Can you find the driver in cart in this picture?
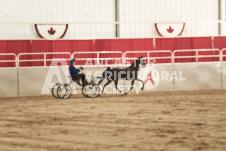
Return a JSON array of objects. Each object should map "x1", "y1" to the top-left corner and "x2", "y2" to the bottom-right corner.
[{"x1": 69, "y1": 58, "x2": 87, "y2": 86}]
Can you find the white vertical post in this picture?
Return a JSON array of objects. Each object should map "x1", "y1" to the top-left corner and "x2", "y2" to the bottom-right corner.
[
  {"x1": 171, "y1": 52, "x2": 174, "y2": 64},
  {"x1": 97, "y1": 52, "x2": 100, "y2": 65},
  {"x1": 44, "y1": 53, "x2": 46, "y2": 66},
  {"x1": 220, "y1": 0, "x2": 226, "y2": 35},
  {"x1": 196, "y1": 50, "x2": 198, "y2": 62},
  {"x1": 147, "y1": 52, "x2": 150, "y2": 65},
  {"x1": 123, "y1": 52, "x2": 126, "y2": 65},
  {"x1": 15, "y1": 55, "x2": 18, "y2": 68}
]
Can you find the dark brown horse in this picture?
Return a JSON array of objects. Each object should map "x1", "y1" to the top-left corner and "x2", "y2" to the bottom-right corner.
[{"x1": 98, "y1": 56, "x2": 146, "y2": 95}]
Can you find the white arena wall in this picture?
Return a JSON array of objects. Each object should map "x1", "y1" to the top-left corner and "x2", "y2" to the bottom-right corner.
[
  {"x1": 221, "y1": 62, "x2": 226, "y2": 89},
  {"x1": 0, "y1": 68, "x2": 18, "y2": 97},
  {"x1": 0, "y1": 62, "x2": 225, "y2": 98},
  {"x1": 0, "y1": 0, "x2": 220, "y2": 39},
  {"x1": 18, "y1": 67, "x2": 69, "y2": 97},
  {"x1": 173, "y1": 62, "x2": 222, "y2": 91}
]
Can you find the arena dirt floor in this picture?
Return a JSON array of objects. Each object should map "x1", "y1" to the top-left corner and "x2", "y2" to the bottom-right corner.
[{"x1": 0, "y1": 90, "x2": 226, "y2": 151}]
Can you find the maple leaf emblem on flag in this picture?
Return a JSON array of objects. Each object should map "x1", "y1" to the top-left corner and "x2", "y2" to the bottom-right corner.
[
  {"x1": 48, "y1": 27, "x2": 56, "y2": 35},
  {"x1": 167, "y1": 26, "x2": 174, "y2": 33}
]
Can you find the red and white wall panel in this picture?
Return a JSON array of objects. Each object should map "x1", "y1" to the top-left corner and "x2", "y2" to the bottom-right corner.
[
  {"x1": 0, "y1": 0, "x2": 219, "y2": 39},
  {"x1": 118, "y1": 0, "x2": 219, "y2": 37}
]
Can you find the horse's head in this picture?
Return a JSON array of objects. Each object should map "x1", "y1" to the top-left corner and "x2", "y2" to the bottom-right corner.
[
  {"x1": 131, "y1": 56, "x2": 146, "y2": 68},
  {"x1": 138, "y1": 56, "x2": 146, "y2": 68}
]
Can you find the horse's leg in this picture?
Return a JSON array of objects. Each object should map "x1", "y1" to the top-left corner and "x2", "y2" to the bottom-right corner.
[
  {"x1": 137, "y1": 79, "x2": 145, "y2": 91},
  {"x1": 102, "y1": 80, "x2": 112, "y2": 93},
  {"x1": 98, "y1": 72, "x2": 106, "y2": 85},
  {"x1": 124, "y1": 80, "x2": 135, "y2": 95},
  {"x1": 98, "y1": 76, "x2": 104, "y2": 85},
  {"x1": 114, "y1": 80, "x2": 122, "y2": 94}
]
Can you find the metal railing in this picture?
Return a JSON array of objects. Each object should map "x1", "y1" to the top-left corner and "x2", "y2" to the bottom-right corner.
[
  {"x1": 0, "y1": 53, "x2": 17, "y2": 67},
  {"x1": 124, "y1": 50, "x2": 173, "y2": 64},
  {"x1": 173, "y1": 49, "x2": 221, "y2": 63},
  {"x1": 220, "y1": 49, "x2": 226, "y2": 62},
  {"x1": 18, "y1": 52, "x2": 71, "y2": 67},
  {"x1": 72, "y1": 51, "x2": 123, "y2": 66},
  {"x1": 1, "y1": 49, "x2": 226, "y2": 68}
]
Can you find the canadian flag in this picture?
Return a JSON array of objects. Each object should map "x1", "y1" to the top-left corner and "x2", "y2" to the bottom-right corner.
[
  {"x1": 35, "y1": 24, "x2": 68, "y2": 40},
  {"x1": 155, "y1": 23, "x2": 185, "y2": 37}
]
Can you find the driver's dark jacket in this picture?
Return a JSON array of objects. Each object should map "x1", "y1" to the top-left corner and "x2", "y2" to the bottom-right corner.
[{"x1": 69, "y1": 64, "x2": 80, "y2": 78}]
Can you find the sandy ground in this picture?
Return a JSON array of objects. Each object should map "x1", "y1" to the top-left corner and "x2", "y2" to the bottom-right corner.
[{"x1": 0, "y1": 91, "x2": 226, "y2": 151}]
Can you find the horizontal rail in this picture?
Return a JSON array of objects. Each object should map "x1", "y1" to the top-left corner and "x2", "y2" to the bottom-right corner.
[
  {"x1": 173, "y1": 49, "x2": 221, "y2": 63},
  {"x1": 18, "y1": 52, "x2": 71, "y2": 56},
  {"x1": 124, "y1": 50, "x2": 172, "y2": 64},
  {"x1": 0, "y1": 60, "x2": 17, "y2": 62},
  {"x1": 2, "y1": 48, "x2": 226, "y2": 67},
  {"x1": 19, "y1": 59, "x2": 69, "y2": 61},
  {"x1": 125, "y1": 57, "x2": 172, "y2": 59},
  {"x1": 0, "y1": 53, "x2": 17, "y2": 67},
  {"x1": 221, "y1": 49, "x2": 226, "y2": 62},
  {"x1": 72, "y1": 51, "x2": 124, "y2": 65},
  {"x1": 173, "y1": 55, "x2": 220, "y2": 58},
  {"x1": 73, "y1": 51, "x2": 123, "y2": 54},
  {"x1": 18, "y1": 52, "x2": 71, "y2": 67}
]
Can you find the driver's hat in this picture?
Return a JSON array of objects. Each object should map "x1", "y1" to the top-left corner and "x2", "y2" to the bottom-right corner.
[{"x1": 69, "y1": 58, "x2": 76, "y2": 63}]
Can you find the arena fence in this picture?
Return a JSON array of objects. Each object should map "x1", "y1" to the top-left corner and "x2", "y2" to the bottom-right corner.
[
  {"x1": 173, "y1": 49, "x2": 221, "y2": 63},
  {"x1": 0, "y1": 49, "x2": 223, "y2": 67},
  {"x1": 0, "y1": 49, "x2": 226, "y2": 97},
  {"x1": 72, "y1": 51, "x2": 123, "y2": 66},
  {"x1": 18, "y1": 52, "x2": 72, "y2": 67},
  {"x1": 124, "y1": 50, "x2": 173, "y2": 64},
  {"x1": 0, "y1": 53, "x2": 17, "y2": 68}
]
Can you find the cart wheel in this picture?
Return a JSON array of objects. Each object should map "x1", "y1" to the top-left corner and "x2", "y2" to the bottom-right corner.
[
  {"x1": 93, "y1": 85, "x2": 101, "y2": 97},
  {"x1": 82, "y1": 84, "x2": 101, "y2": 98},
  {"x1": 52, "y1": 83, "x2": 60, "y2": 98},
  {"x1": 82, "y1": 84, "x2": 92, "y2": 97},
  {"x1": 63, "y1": 84, "x2": 72, "y2": 99},
  {"x1": 57, "y1": 83, "x2": 72, "y2": 99}
]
